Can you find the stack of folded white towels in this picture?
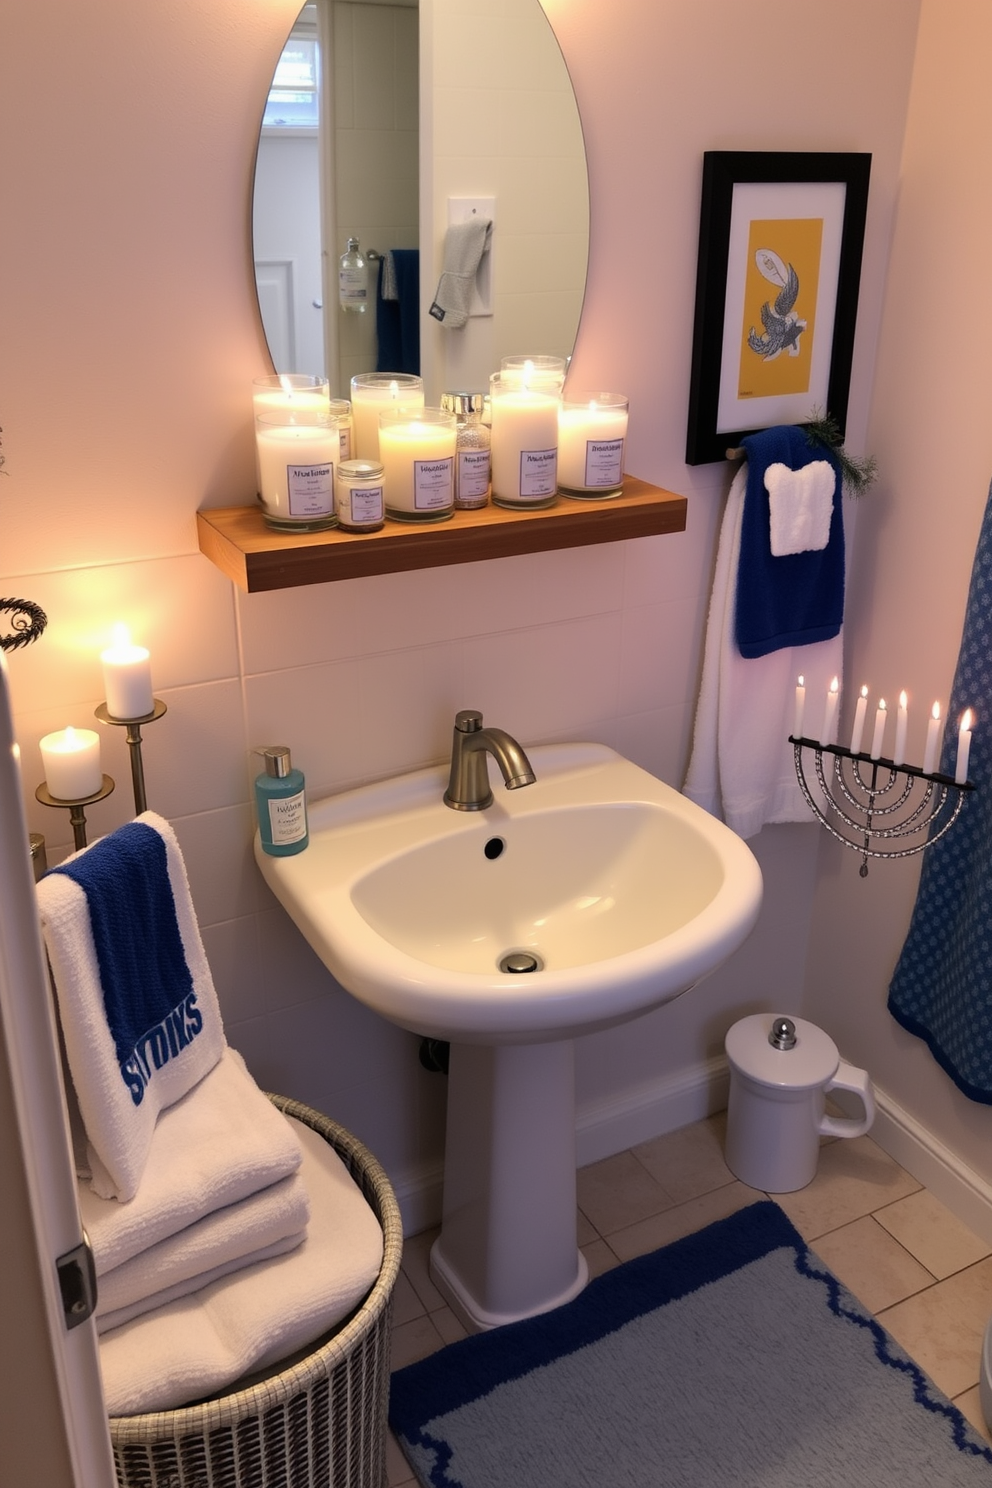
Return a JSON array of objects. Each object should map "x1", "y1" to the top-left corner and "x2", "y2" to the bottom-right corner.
[{"x1": 37, "y1": 811, "x2": 383, "y2": 1416}]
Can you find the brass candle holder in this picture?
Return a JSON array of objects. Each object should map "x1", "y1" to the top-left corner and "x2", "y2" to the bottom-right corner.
[
  {"x1": 94, "y1": 698, "x2": 167, "y2": 815},
  {"x1": 35, "y1": 776, "x2": 116, "y2": 852}
]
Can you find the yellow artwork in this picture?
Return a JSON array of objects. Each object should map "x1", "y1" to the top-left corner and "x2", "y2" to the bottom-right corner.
[{"x1": 737, "y1": 217, "x2": 823, "y2": 399}]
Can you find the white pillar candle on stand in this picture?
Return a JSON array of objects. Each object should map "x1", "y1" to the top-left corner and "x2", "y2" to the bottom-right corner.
[
  {"x1": 557, "y1": 394, "x2": 628, "y2": 496},
  {"x1": 350, "y1": 373, "x2": 424, "y2": 460},
  {"x1": 40, "y1": 726, "x2": 102, "y2": 799},
  {"x1": 850, "y1": 685, "x2": 869, "y2": 754},
  {"x1": 922, "y1": 702, "x2": 942, "y2": 775},
  {"x1": 101, "y1": 624, "x2": 154, "y2": 720},
  {"x1": 489, "y1": 372, "x2": 562, "y2": 508},
  {"x1": 894, "y1": 691, "x2": 909, "y2": 765},
  {"x1": 870, "y1": 699, "x2": 888, "y2": 759},
  {"x1": 956, "y1": 709, "x2": 973, "y2": 784},
  {"x1": 255, "y1": 412, "x2": 340, "y2": 529},
  {"x1": 793, "y1": 675, "x2": 806, "y2": 738},
  {"x1": 378, "y1": 409, "x2": 457, "y2": 520},
  {"x1": 821, "y1": 676, "x2": 840, "y2": 744}
]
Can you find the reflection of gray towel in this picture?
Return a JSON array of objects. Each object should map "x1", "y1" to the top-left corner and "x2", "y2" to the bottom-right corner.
[{"x1": 429, "y1": 218, "x2": 492, "y2": 329}]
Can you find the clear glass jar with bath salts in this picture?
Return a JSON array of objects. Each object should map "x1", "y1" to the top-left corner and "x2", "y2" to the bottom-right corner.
[
  {"x1": 335, "y1": 459, "x2": 385, "y2": 532},
  {"x1": 441, "y1": 391, "x2": 491, "y2": 509},
  {"x1": 328, "y1": 398, "x2": 354, "y2": 462}
]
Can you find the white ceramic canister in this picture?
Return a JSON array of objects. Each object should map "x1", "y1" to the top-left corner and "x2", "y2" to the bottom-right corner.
[{"x1": 724, "y1": 1014, "x2": 874, "y2": 1192}]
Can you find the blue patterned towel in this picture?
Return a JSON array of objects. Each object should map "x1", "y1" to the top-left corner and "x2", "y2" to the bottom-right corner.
[
  {"x1": 887, "y1": 479, "x2": 992, "y2": 1101},
  {"x1": 736, "y1": 425, "x2": 845, "y2": 658}
]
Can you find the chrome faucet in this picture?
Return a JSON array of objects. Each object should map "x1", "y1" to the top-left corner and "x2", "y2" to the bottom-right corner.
[{"x1": 443, "y1": 710, "x2": 536, "y2": 811}]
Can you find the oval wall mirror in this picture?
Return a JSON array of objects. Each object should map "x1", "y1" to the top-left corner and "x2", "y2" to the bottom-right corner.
[{"x1": 252, "y1": 0, "x2": 589, "y2": 403}]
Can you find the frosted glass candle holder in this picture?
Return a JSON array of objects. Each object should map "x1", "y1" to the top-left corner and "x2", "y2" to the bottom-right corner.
[
  {"x1": 489, "y1": 371, "x2": 563, "y2": 509},
  {"x1": 557, "y1": 393, "x2": 628, "y2": 498},
  {"x1": 350, "y1": 372, "x2": 424, "y2": 461},
  {"x1": 500, "y1": 355, "x2": 568, "y2": 386},
  {"x1": 378, "y1": 408, "x2": 457, "y2": 522},
  {"x1": 255, "y1": 410, "x2": 340, "y2": 531}
]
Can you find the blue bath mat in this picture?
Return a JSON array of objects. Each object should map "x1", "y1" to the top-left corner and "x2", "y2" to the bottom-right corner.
[{"x1": 390, "y1": 1201, "x2": 992, "y2": 1487}]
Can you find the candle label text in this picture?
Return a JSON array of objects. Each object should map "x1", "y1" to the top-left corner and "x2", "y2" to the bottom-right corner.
[
  {"x1": 413, "y1": 457, "x2": 454, "y2": 510},
  {"x1": 287, "y1": 462, "x2": 335, "y2": 517},
  {"x1": 518, "y1": 448, "x2": 557, "y2": 498},
  {"x1": 268, "y1": 790, "x2": 308, "y2": 845},
  {"x1": 583, "y1": 437, "x2": 624, "y2": 487},
  {"x1": 457, "y1": 449, "x2": 491, "y2": 502}
]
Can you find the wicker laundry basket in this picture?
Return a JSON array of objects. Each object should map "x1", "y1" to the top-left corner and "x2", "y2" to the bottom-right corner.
[{"x1": 108, "y1": 1094, "x2": 403, "y2": 1488}]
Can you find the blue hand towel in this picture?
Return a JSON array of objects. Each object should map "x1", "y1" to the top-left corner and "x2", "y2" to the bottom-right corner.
[
  {"x1": 735, "y1": 425, "x2": 845, "y2": 658},
  {"x1": 887, "y1": 478, "x2": 992, "y2": 1102},
  {"x1": 37, "y1": 811, "x2": 225, "y2": 1199},
  {"x1": 376, "y1": 248, "x2": 420, "y2": 377}
]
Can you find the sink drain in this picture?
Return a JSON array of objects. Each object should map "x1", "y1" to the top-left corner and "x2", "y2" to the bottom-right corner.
[{"x1": 499, "y1": 950, "x2": 544, "y2": 974}]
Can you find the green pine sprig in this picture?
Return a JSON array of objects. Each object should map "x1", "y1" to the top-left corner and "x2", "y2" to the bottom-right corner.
[{"x1": 801, "y1": 409, "x2": 876, "y2": 497}]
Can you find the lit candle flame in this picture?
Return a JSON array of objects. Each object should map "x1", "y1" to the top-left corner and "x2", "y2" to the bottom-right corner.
[
  {"x1": 900, "y1": 690, "x2": 908, "y2": 708},
  {"x1": 932, "y1": 701, "x2": 941, "y2": 721},
  {"x1": 861, "y1": 684, "x2": 868, "y2": 699},
  {"x1": 829, "y1": 676, "x2": 839, "y2": 695},
  {"x1": 962, "y1": 708, "x2": 973, "y2": 731}
]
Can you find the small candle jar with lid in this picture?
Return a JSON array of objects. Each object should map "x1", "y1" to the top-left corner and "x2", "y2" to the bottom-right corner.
[
  {"x1": 441, "y1": 391, "x2": 491, "y2": 510},
  {"x1": 335, "y1": 459, "x2": 385, "y2": 532}
]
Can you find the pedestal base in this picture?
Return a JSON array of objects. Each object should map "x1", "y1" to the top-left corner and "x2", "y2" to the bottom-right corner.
[{"x1": 429, "y1": 1040, "x2": 589, "y2": 1331}]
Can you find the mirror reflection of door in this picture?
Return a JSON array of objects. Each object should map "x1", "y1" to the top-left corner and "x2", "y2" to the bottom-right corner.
[{"x1": 253, "y1": 0, "x2": 418, "y2": 398}]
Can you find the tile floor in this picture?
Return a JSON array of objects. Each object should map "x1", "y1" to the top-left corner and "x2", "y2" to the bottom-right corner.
[{"x1": 386, "y1": 1114, "x2": 992, "y2": 1487}]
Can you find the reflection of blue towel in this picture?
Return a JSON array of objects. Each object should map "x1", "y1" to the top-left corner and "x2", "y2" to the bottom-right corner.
[
  {"x1": 887, "y1": 479, "x2": 992, "y2": 1102},
  {"x1": 376, "y1": 249, "x2": 420, "y2": 376},
  {"x1": 735, "y1": 426, "x2": 844, "y2": 658}
]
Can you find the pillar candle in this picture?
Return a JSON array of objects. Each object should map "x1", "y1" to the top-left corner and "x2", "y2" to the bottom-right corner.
[
  {"x1": 350, "y1": 373, "x2": 424, "y2": 460},
  {"x1": 956, "y1": 709, "x2": 973, "y2": 784},
  {"x1": 40, "y1": 726, "x2": 102, "y2": 799},
  {"x1": 821, "y1": 676, "x2": 840, "y2": 744},
  {"x1": 870, "y1": 699, "x2": 887, "y2": 759},
  {"x1": 378, "y1": 410, "x2": 456, "y2": 518},
  {"x1": 922, "y1": 702, "x2": 942, "y2": 776},
  {"x1": 850, "y1": 685, "x2": 869, "y2": 754},
  {"x1": 255, "y1": 413, "x2": 339, "y2": 526},
  {"x1": 793, "y1": 675, "x2": 805, "y2": 738},
  {"x1": 893, "y1": 691, "x2": 909, "y2": 766},
  {"x1": 557, "y1": 395, "x2": 628, "y2": 494},
  {"x1": 101, "y1": 624, "x2": 154, "y2": 720},
  {"x1": 489, "y1": 375, "x2": 561, "y2": 507}
]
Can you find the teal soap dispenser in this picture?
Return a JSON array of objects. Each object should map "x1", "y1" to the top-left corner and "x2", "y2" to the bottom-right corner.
[{"x1": 254, "y1": 746, "x2": 309, "y2": 856}]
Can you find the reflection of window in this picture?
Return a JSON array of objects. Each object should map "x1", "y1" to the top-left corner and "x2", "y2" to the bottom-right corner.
[{"x1": 262, "y1": 30, "x2": 319, "y2": 132}]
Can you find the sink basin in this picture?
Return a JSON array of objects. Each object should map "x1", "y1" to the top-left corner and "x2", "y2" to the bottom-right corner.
[
  {"x1": 256, "y1": 740, "x2": 762, "y2": 1331},
  {"x1": 256, "y1": 742, "x2": 762, "y2": 1045}
]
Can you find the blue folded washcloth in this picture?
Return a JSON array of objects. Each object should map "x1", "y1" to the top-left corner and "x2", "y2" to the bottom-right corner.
[{"x1": 735, "y1": 425, "x2": 845, "y2": 658}]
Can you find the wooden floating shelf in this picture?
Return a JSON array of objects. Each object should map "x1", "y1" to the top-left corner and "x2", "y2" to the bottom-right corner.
[{"x1": 196, "y1": 477, "x2": 687, "y2": 593}]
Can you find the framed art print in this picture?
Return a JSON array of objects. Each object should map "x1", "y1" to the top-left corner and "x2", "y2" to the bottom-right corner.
[{"x1": 685, "y1": 151, "x2": 871, "y2": 465}]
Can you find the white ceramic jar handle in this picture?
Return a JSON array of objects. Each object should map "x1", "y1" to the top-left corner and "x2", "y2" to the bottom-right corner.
[{"x1": 818, "y1": 1060, "x2": 875, "y2": 1139}]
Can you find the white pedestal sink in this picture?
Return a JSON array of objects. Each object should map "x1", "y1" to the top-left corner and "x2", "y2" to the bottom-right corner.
[{"x1": 256, "y1": 741, "x2": 762, "y2": 1329}]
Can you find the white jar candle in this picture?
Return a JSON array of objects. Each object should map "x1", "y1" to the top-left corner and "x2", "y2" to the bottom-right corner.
[
  {"x1": 335, "y1": 459, "x2": 385, "y2": 531},
  {"x1": 378, "y1": 409, "x2": 457, "y2": 521},
  {"x1": 557, "y1": 393, "x2": 628, "y2": 497},
  {"x1": 489, "y1": 372, "x2": 562, "y2": 508},
  {"x1": 350, "y1": 373, "x2": 424, "y2": 460},
  {"x1": 40, "y1": 726, "x2": 103, "y2": 800},
  {"x1": 255, "y1": 411, "x2": 340, "y2": 530}
]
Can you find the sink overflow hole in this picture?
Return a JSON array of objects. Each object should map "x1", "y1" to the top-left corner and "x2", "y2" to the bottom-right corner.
[
  {"x1": 484, "y1": 837, "x2": 505, "y2": 860},
  {"x1": 499, "y1": 951, "x2": 543, "y2": 975}
]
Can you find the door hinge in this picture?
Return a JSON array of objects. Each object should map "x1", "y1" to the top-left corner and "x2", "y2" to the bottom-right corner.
[{"x1": 56, "y1": 1233, "x2": 97, "y2": 1330}]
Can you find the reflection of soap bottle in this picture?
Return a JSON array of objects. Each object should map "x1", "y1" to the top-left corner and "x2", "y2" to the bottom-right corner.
[
  {"x1": 339, "y1": 238, "x2": 368, "y2": 314},
  {"x1": 254, "y1": 746, "x2": 309, "y2": 856}
]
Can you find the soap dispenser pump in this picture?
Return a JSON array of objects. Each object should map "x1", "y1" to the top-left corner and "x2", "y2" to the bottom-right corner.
[{"x1": 254, "y1": 746, "x2": 309, "y2": 856}]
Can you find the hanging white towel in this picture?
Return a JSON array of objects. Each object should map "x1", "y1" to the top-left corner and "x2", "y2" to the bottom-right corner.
[{"x1": 683, "y1": 462, "x2": 843, "y2": 839}]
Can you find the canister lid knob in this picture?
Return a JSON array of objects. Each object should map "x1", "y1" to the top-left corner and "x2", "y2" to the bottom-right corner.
[{"x1": 769, "y1": 1016, "x2": 797, "y2": 1050}]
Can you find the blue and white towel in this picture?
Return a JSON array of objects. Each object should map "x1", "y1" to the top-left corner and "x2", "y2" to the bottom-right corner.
[
  {"x1": 887, "y1": 479, "x2": 992, "y2": 1101},
  {"x1": 37, "y1": 811, "x2": 225, "y2": 1199}
]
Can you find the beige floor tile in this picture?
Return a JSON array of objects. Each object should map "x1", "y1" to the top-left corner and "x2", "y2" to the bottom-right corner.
[
  {"x1": 772, "y1": 1135, "x2": 921, "y2": 1240},
  {"x1": 874, "y1": 1188, "x2": 992, "y2": 1280},
  {"x1": 577, "y1": 1207, "x2": 599, "y2": 1247},
  {"x1": 607, "y1": 1182, "x2": 763, "y2": 1263},
  {"x1": 577, "y1": 1149, "x2": 674, "y2": 1234},
  {"x1": 953, "y1": 1385, "x2": 992, "y2": 1448},
  {"x1": 391, "y1": 1268, "x2": 428, "y2": 1327},
  {"x1": 431, "y1": 1304, "x2": 469, "y2": 1346},
  {"x1": 632, "y1": 1112, "x2": 737, "y2": 1203},
  {"x1": 387, "y1": 1430, "x2": 418, "y2": 1487},
  {"x1": 878, "y1": 1256, "x2": 992, "y2": 1399},
  {"x1": 399, "y1": 1226, "x2": 446, "y2": 1313},
  {"x1": 808, "y1": 1214, "x2": 935, "y2": 1314},
  {"x1": 582, "y1": 1237, "x2": 621, "y2": 1280},
  {"x1": 390, "y1": 1312, "x2": 448, "y2": 1373}
]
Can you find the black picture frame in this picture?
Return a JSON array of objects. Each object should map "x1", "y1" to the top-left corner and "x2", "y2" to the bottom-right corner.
[{"x1": 685, "y1": 151, "x2": 871, "y2": 466}]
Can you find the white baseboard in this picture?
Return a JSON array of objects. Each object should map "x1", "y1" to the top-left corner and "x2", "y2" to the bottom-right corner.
[
  {"x1": 869, "y1": 1084, "x2": 992, "y2": 1246},
  {"x1": 391, "y1": 1161, "x2": 445, "y2": 1237},
  {"x1": 576, "y1": 1055, "x2": 730, "y2": 1166}
]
